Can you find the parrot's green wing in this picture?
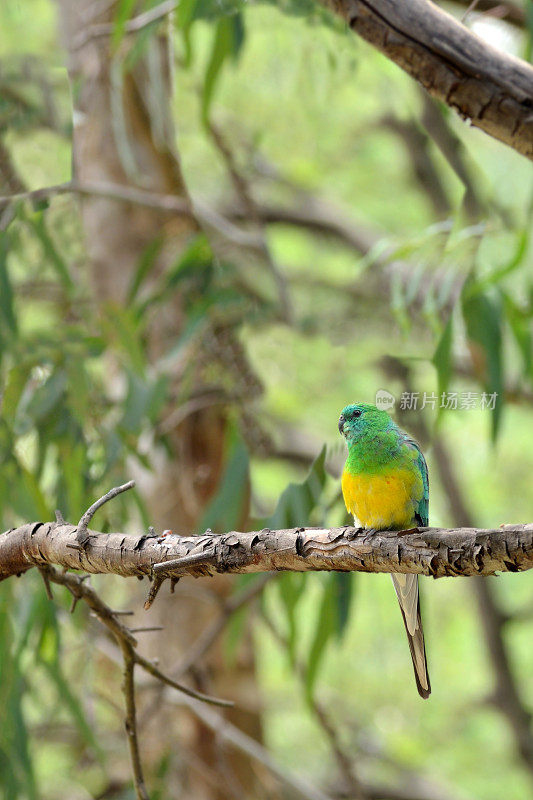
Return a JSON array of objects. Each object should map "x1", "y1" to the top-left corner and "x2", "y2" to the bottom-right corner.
[{"x1": 401, "y1": 432, "x2": 429, "y2": 527}]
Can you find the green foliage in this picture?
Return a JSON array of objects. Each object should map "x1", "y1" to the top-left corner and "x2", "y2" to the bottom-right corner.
[
  {"x1": 202, "y1": 14, "x2": 245, "y2": 123},
  {"x1": 462, "y1": 284, "x2": 503, "y2": 439},
  {"x1": 0, "y1": 232, "x2": 18, "y2": 340},
  {"x1": 253, "y1": 447, "x2": 355, "y2": 700},
  {"x1": 0, "y1": 584, "x2": 37, "y2": 800},
  {"x1": 1, "y1": 0, "x2": 533, "y2": 798},
  {"x1": 200, "y1": 424, "x2": 250, "y2": 533},
  {"x1": 432, "y1": 315, "x2": 453, "y2": 402}
]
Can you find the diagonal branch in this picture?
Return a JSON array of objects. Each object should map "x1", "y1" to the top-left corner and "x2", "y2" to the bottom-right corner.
[
  {"x1": 120, "y1": 641, "x2": 150, "y2": 800},
  {"x1": 318, "y1": 0, "x2": 533, "y2": 159}
]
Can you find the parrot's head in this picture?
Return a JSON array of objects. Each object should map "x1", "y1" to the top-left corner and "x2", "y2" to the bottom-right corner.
[{"x1": 338, "y1": 402, "x2": 391, "y2": 446}]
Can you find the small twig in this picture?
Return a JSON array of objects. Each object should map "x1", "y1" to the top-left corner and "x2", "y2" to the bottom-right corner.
[
  {"x1": 152, "y1": 549, "x2": 217, "y2": 575},
  {"x1": 133, "y1": 651, "x2": 234, "y2": 709},
  {"x1": 73, "y1": 0, "x2": 180, "y2": 49},
  {"x1": 45, "y1": 566, "x2": 234, "y2": 712},
  {"x1": 207, "y1": 120, "x2": 293, "y2": 323},
  {"x1": 0, "y1": 180, "x2": 191, "y2": 214},
  {"x1": 461, "y1": 0, "x2": 481, "y2": 22},
  {"x1": 143, "y1": 575, "x2": 165, "y2": 610},
  {"x1": 120, "y1": 642, "x2": 149, "y2": 800},
  {"x1": 38, "y1": 567, "x2": 54, "y2": 600},
  {"x1": 170, "y1": 694, "x2": 333, "y2": 800},
  {"x1": 129, "y1": 626, "x2": 164, "y2": 633},
  {"x1": 77, "y1": 480, "x2": 135, "y2": 548}
]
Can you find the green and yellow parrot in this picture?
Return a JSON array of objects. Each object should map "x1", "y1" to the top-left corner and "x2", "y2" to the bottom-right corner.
[{"x1": 338, "y1": 402, "x2": 431, "y2": 699}]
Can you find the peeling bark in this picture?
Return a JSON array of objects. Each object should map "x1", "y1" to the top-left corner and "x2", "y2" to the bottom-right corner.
[
  {"x1": 1, "y1": 522, "x2": 531, "y2": 582},
  {"x1": 319, "y1": 0, "x2": 533, "y2": 159}
]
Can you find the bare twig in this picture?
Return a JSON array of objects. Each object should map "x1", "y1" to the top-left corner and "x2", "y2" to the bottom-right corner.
[
  {"x1": 0, "y1": 180, "x2": 267, "y2": 255},
  {"x1": 207, "y1": 121, "x2": 293, "y2": 323},
  {"x1": 129, "y1": 626, "x2": 164, "y2": 633},
  {"x1": 143, "y1": 575, "x2": 165, "y2": 610},
  {"x1": 38, "y1": 566, "x2": 54, "y2": 600},
  {"x1": 120, "y1": 642, "x2": 149, "y2": 800},
  {"x1": 0, "y1": 180, "x2": 191, "y2": 213},
  {"x1": 76, "y1": 480, "x2": 136, "y2": 548},
  {"x1": 448, "y1": 0, "x2": 527, "y2": 29},
  {"x1": 44, "y1": 566, "x2": 233, "y2": 710},
  {"x1": 73, "y1": 0, "x2": 180, "y2": 49},
  {"x1": 171, "y1": 694, "x2": 335, "y2": 800},
  {"x1": 133, "y1": 650, "x2": 233, "y2": 708},
  {"x1": 152, "y1": 548, "x2": 218, "y2": 574},
  {"x1": 461, "y1": 0, "x2": 481, "y2": 21}
]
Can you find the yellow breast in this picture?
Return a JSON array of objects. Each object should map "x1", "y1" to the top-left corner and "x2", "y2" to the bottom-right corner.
[{"x1": 341, "y1": 468, "x2": 422, "y2": 530}]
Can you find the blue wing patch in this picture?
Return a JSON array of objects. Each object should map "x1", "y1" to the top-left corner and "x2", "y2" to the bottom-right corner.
[{"x1": 401, "y1": 432, "x2": 429, "y2": 527}]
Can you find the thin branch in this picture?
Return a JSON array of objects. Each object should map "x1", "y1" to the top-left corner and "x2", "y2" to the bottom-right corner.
[
  {"x1": 461, "y1": 0, "x2": 481, "y2": 22},
  {"x1": 169, "y1": 690, "x2": 448, "y2": 800},
  {"x1": 207, "y1": 120, "x2": 293, "y2": 323},
  {"x1": 446, "y1": 0, "x2": 527, "y2": 29},
  {"x1": 0, "y1": 179, "x2": 191, "y2": 214},
  {"x1": 120, "y1": 642, "x2": 149, "y2": 800},
  {"x1": 44, "y1": 566, "x2": 233, "y2": 709},
  {"x1": 0, "y1": 179, "x2": 267, "y2": 254},
  {"x1": 170, "y1": 694, "x2": 336, "y2": 800},
  {"x1": 75, "y1": 480, "x2": 136, "y2": 548},
  {"x1": 73, "y1": 0, "x2": 180, "y2": 49},
  {"x1": 132, "y1": 649, "x2": 233, "y2": 708}
]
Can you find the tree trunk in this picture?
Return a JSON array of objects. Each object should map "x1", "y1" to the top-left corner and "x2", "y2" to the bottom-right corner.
[{"x1": 55, "y1": 3, "x2": 264, "y2": 796}]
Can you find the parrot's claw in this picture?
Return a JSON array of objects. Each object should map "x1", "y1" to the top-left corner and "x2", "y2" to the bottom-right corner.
[{"x1": 362, "y1": 527, "x2": 378, "y2": 544}]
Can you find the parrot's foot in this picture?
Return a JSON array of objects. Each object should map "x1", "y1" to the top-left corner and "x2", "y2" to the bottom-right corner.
[{"x1": 362, "y1": 527, "x2": 378, "y2": 543}]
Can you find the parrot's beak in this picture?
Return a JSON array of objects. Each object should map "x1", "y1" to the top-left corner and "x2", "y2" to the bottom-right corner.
[{"x1": 338, "y1": 414, "x2": 345, "y2": 435}]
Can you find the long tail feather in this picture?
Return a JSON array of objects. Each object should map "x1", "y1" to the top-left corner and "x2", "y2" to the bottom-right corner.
[{"x1": 390, "y1": 573, "x2": 431, "y2": 699}]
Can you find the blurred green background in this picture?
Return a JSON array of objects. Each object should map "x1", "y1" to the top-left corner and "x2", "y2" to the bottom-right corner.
[{"x1": 1, "y1": 0, "x2": 533, "y2": 799}]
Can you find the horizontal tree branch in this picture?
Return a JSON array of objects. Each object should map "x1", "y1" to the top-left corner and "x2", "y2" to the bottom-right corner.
[
  {"x1": 319, "y1": 0, "x2": 533, "y2": 159},
  {"x1": 1, "y1": 519, "x2": 532, "y2": 586}
]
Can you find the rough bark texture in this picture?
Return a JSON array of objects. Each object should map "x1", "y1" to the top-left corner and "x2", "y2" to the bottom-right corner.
[
  {"x1": 1, "y1": 522, "x2": 531, "y2": 581},
  {"x1": 319, "y1": 0, "x2": 533, "y2": 159}
]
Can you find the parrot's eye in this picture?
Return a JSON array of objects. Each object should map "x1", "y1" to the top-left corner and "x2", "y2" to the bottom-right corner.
[{"x1": 352, "y1": 409, "x2": 362, "y2": 418}]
